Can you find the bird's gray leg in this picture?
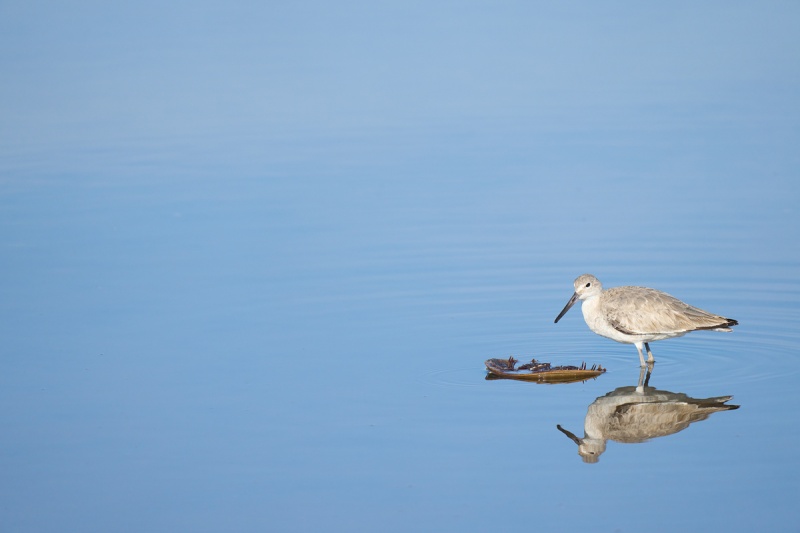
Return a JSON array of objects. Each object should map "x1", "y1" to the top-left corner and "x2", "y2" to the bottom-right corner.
[
  {"x1": 634, "y1": 342, "x2": 646, "y2": 367},
  {"x1": 644, "y1": 342, "x2": 655, "y2": 364},
  {"x1": 636, "y1": 366, "x2": 646, "y2": 393}
]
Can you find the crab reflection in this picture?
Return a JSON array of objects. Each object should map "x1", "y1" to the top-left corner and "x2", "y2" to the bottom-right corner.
[{"x1": 557, "y1": 367, "x2": 739, "y2": 463}]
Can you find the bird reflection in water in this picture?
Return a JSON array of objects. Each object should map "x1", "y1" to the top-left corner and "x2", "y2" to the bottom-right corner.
[{"x1": 557, "y1": 367, "x2": 739, "y2": 463}]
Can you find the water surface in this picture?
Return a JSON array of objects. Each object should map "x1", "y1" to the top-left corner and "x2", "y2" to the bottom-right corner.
[{"x1": 2, "y1": 2, "x2": 799, "y2": 532}]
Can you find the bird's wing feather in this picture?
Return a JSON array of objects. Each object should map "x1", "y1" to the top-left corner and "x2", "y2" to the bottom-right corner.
[{"x1": 602, "y1": 287, "x2": 732, "y2": 335}]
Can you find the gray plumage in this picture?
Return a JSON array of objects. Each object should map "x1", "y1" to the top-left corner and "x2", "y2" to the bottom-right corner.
[{"x1": 555, "y1": 274, "x2": 738, "y2": 366}]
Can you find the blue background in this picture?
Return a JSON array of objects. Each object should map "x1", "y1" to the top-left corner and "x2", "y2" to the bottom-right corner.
[{"x1": 2, "y1": 2, "x2": 799, "y2": 531}]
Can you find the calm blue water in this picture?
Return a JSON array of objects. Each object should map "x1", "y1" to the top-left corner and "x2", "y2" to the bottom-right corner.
[{"x1": 2, "y1": 2, "x2": 799, "y2": 532}]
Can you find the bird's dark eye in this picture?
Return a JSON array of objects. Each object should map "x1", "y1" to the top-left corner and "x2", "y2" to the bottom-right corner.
[{"x1": 585, "y1": 282, "x2": 591, "y2": 288}]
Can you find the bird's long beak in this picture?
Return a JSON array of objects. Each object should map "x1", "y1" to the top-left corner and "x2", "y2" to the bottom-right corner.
[
  {"x1": 556, "y1": 424, "x2": 583, "y2": 445},
  {"x1": 554, "y1": 292, "x2": 579, "y2": 323}
]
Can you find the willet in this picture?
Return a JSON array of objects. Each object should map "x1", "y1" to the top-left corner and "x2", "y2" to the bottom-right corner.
[{"x1": 554, "y1": 274, "x2": 738, "y2": 366}]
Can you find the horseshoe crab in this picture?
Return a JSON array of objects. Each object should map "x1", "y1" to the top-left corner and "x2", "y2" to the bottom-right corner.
[{"x1": 485, "y1": 356, "x2": 606, "y2": 383}]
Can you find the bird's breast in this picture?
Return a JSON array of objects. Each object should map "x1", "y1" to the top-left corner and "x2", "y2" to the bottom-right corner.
[{"x1": 581, "y1": 297, "x2": 637, "y2": 343}]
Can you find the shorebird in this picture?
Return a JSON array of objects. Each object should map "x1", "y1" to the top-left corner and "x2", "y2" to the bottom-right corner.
[{"x1": 554, "y1": 274, "x2": 738, "y2": 366}]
